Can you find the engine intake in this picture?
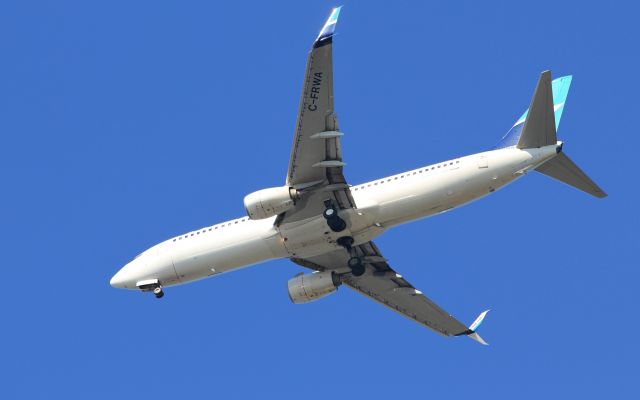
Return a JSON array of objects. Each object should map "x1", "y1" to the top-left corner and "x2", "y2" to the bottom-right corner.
[
  {"x1": 244, "y1": 186, "x2": 299, "y2": 220},
  {"x1": 287, "y1": 271, "x2": 341, "y2": 304}
]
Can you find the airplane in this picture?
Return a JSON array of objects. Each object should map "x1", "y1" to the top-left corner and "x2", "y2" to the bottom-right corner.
[{"x1": 110, "y1": 7, "x2": 606, "y2": 345}]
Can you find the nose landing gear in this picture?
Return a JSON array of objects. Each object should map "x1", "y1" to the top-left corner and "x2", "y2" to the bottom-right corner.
[
  {"x1": 153, "y1": 286, "x2": 164, "y2": 299},
  {"x1": 136, "y1": 279, "x2": 165, "y2": 299}
]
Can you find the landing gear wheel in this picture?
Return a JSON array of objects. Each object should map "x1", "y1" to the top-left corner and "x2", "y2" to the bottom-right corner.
[
  {"x1": 348, "y1": 257, "x2": 365, "y2": 277},
  {"x1": 323, "y1": 206, "x2": 346, "y2": 232},
  {"x1": 337, "y1": 236, "x2": 354, "y2": 250},
  {"x1": 323, "y1": 207, "x2": 337, "y2": 219},
  {"x1": 327, "y1": 217, "x2": 346, "y2": 232},
  {"x1": 153, "y1": 287, "x2": 164, "y2": 299}
]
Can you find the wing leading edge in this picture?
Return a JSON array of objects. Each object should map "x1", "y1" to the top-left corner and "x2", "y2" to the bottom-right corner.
[{"x1": 292, "y1": 241, "x2": 490, "y2": 344}]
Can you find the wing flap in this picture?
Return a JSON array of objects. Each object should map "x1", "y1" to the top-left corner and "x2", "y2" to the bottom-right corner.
[
  {"x1": 342, "y1": 273, "x2": 469, "y2": 336},
  {"x1": 292, "y1": 241, "x2": 482, "y2": 338}
]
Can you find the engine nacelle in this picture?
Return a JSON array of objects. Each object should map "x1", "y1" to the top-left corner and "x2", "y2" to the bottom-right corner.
[
  {"x1": 243, "y1": 186, "x2": 299, "y2": 220},
  {"x1": 287, "y1": 271, "x2": 342, "y2": 304}
]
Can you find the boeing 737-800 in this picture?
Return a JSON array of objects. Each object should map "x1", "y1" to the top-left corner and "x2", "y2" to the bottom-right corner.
[{"x1": 110, "y1": 7, "x2": 606, "y2": 344}]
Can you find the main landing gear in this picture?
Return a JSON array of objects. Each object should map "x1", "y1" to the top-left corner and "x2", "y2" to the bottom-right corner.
[
  {"x1": 323, "y1": 205, "x2": 346, "y2": 233},
  {"x1": 347, "y1": 256, "x2": 365, "y2": 277},
  {"x1": 323, "y1": 203, "x2": 364, "y2": 277},
  {"x1": 336, "y1": 236, "x2": 365, "y2": 277}
]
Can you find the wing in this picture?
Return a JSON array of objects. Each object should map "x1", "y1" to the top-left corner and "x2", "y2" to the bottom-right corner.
[
  {"x1": 292, "y1": 241, "x2": 490, "y2": 344},
  {"x1": 282, "y1": 7, "x2": 355, "y2": 223}
]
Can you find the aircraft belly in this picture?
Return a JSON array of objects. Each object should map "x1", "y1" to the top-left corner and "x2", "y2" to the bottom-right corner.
[
  {"x1": 375, "y1": 169, "x2": 470, "y2": 226},
  {"x1": 277, "y1": 208, "x2": 384, "y2": 258},
  {"x1": 278, "y1": 215, "x2": 346, "y2": 258},
  {"x1": 171, "y1": 223, "x2": 287, "y2": 284},
  {"x1": 368, "y1": 149, "x2": 533, "y2": 227}
]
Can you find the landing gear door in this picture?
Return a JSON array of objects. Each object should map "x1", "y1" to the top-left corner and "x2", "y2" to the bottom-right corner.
[{"x1": 477, "y1": 155, "x2": 488, "y2": 169}]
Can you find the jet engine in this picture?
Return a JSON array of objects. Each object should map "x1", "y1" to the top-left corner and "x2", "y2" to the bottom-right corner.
[
  {"x1": 243, "y1": 186, "x2": 299, "y2": 220},
  {"x1": 287, "y1": 271, "x2": 342, "y2": 304}
]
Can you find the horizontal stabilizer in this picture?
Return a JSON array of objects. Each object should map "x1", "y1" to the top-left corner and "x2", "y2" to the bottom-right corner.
[{"x1": 536, "y1": 153, "x2": 607, "y2": 198}]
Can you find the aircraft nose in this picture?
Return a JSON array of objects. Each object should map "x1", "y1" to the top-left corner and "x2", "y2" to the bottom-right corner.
[
  {"x1": 110, "y1": 269, "x2": 127, "y2": 288},
  {"x1": 110, "y1": 263, "x2": 136, "y2": 289}
]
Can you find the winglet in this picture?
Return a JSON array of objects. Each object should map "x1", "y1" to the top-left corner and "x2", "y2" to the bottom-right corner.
[
  {"x1": 467, "y1": 310, "x2": 490, "y2": 346},
  {"x1": 467, "y1": 332, "x2": 488, "y2": 346},
  {"x1": 314, "y1": 6, "x2": 342, "y2": 47}
]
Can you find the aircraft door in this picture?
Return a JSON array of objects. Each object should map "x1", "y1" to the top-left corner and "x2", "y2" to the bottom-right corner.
[{"x1": 477, "y1": 155, "x2": 488, "y2": 169}]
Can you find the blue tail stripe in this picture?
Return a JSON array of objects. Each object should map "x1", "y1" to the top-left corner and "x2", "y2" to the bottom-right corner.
[
  {"x1": 494, "y1": 75, "x2": 572, "y2": 149},
  {"x1": 315, "y1": 6, "x2": 342, "y2": 45}
]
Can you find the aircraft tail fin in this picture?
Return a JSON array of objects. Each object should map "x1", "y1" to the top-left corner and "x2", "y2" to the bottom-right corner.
[
  {"x1": 536, "y1": 152, "x2": 607, "y2": 198},
  {"x1": 517, "y1": 71, "x2": 557, "y2": 149},
  {"x1": 494, "y1": 73, "x2": 572, "y2": 149}
]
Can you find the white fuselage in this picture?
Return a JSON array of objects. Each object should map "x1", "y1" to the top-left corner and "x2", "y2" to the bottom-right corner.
[{"x1": 109, "y1": 145, "x2": 559, "y2": 290}]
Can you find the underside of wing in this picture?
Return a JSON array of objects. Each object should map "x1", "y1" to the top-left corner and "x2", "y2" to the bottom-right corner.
[
  {"x1": 292, "y1": 241, "x2": 489, "y2": 343},
  {"x1": 282, "y1": 7, "x2": 355, "y2": 224}
]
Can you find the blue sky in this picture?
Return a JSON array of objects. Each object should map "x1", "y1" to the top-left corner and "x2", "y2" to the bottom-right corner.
[{"x1": 1, "y1": 1, "x2": 638, "y2": 398}]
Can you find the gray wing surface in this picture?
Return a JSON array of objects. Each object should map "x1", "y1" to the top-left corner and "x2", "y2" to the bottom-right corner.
[
  {"x1": 292, "y1": 241, "x2": 472, "y2": 337},
  {"x1": 282, "y1": 7, "x2": 355, "y2": 224}
]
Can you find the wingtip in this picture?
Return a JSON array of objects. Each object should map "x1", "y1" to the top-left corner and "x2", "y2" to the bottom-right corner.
[
  {"x1": 468, "y1": 332, "x2": 489, "y2": 346},
  {"x1": 314, "y1": 6, "x2": 343, "y2": 45},
  {"x1": 469, "y1": 309, "x2": 490, "y2": 331},
  {"x1": 466, "y1": 309, "x2": 490, "y2": 345}
]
